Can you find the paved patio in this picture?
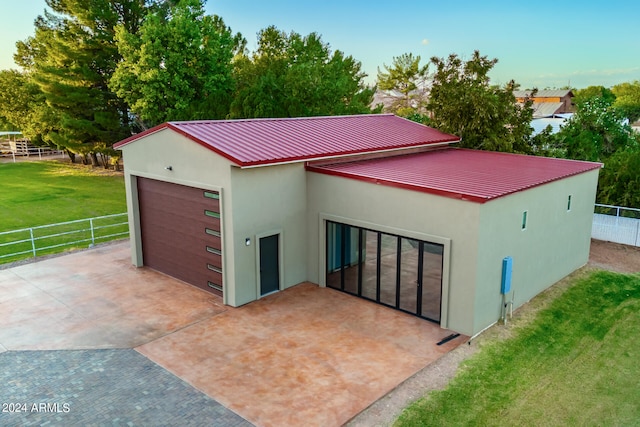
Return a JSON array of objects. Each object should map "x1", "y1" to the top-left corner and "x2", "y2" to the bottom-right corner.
[
  {"x1": 0, "y1": 242, "x2": 466, "y2": 426},
  {"x1": 0, "y1": 349, "x2": 251, "y2": 427}
]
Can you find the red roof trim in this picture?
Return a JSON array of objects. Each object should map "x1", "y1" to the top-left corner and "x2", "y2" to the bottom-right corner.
[{"x1": 113, "y1": 123, "x2": 169, "y2": 149}]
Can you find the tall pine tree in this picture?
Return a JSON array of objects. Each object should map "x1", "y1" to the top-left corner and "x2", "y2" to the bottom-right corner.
[{"x1": 15, "y1": 0, "x2": 148, "y2": 165}]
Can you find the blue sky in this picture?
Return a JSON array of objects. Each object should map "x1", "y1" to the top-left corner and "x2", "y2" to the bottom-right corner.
[{"x1": 1, "y1": 0, "x2": 639, "y2": 89}]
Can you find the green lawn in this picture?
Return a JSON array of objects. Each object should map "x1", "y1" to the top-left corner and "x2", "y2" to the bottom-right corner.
[
  {"x1": 0, "y1": 161, "x2": 127, "y2": 262},
  {"x1": 395, "y1": 270, "x2": 640, "y2": 427}
]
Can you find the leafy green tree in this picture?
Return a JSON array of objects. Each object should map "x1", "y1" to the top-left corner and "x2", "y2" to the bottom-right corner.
[
  {"x1": 14, "y1": 0, "x2": 148, "y2": 165},
  {"x1": 110, "y1": 0, "x2": 242, "y2": 126},
  {"x1": 376, "y1": 53, "x2": 429, "y2": 116},
  {"x1": 612, "y1": 81, "x2": 640, "y2": 123},
  {"x1": 597, "y1": 144, "x2": 640, "y2": 208},
  {"x1": 427, "y1": 51, "x2": 534, "y2": 153},
  {"x1": 557, "y1": 95, "x2": 635, "y2": 161},
  {"x1": 0, "y1": 70, "x2": 41, "y2": 132},
  {"x1": 573, "y1": 86, "x2": 616, "y2": 106},
  {"x1": 0, "y1": 70, "x2": 58, "y2": 149},
  {"x1": 230, "y1": 26, "x2": 376, "y2": 118},
  {"x1": 551, "y1": 89, "x2": 640, "y2": 207},
  {"x1": 529, "y1": 124, "x2": 566, "y2": 158}
]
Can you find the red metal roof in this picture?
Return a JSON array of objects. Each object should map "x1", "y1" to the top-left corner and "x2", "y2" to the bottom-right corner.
[
  {"x1": 113, "y1": 114, "x2": 459, "y2": 167},
  {"x1": 306, "y1": 148, "x2": 602, "y2": 203}
]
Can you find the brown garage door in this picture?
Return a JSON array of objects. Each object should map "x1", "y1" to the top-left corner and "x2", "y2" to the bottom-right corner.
[{"x1": 137, "y1": 177, "x2": 223, "y2": 296}]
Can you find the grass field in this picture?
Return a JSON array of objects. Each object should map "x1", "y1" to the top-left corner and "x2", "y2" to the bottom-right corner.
[
  {"x1": 0, "y1": 161, "x2": 127, "y2": 263},
  {"x1": 395, "y1": 270, "x2": 640, "y2": 426}
]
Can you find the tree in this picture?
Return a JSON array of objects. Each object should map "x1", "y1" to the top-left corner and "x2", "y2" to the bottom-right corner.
[
  {"x1": 427, "y1": 51, "x2": 534, "y2": 153},
  {"x1": 557, "y1": 95, "x2": 635, "y2": 162},
  {"x1": 230, "y1": 26, "x2": 377, "y2": 118},
  {"x1": 14, "y1": 0, "x2": 148, "y2": 165},
  {"x1": 110, "y1": 0, "x2": 242, "y2": 127},
  {"x1": 555, "y1": 90, "x2": 640, "y2": 207},
  {"x1": 376, "y1": 53, "x2": 428, "y2": 116},
  {"x1": 573, "y1": 86, "x2": 616, "y2": 106},
  {"x1": 0, "y1": 70, "x2": 44, "y2": 134},
  {"x1": 597, "y1": 145, "x2": 640, "y2": 208},
  {"x1": 529, "y1": 124, "x2": 565, "y2": 158},
  {"x1": 612, "y1": 80, "x2": 640, "y2": 123}
]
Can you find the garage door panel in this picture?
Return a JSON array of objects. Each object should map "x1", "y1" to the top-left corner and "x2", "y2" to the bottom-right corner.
[
  {"x1": 137, "y1": 177, "x2": 223, "y2": 296},
  {"x1": 207, "y1": 271, "x2": 223, "y2": 286},
  {"x1": 141, "y1": 225, "x2": 220, "y2": 246},
  {"x1": 141, "y1": 228, "x2": 220, "y2": 252},
  {"x1": 142, "y1": 237, "x2": 219, "y2": 265},
  {"x1": 157, "y1": 260, "x2": 219, "y2": 291},
  {"x1": 142, "y1": 200, "x2": 212, "y2": 222},
  {"x1": 141, "y1": 238, "x2": 219, "y2": 270},
  {"x1": 138, "y1": 177, "x2": 219, "y2": 199},
  {"x1": 141, "y1": 216, "x2": 221, "y2": 239},
  {"x1": 138, "y1": 182, "x2": 220, "y2": 223}
]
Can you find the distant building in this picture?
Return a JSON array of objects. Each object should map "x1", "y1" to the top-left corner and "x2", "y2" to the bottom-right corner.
[
  {"x1": 514, "y1": 89, "x2": 575, "y2": 118},
  {"x1": 530, "y1": 113, "x2": 573, "y2": 136}
]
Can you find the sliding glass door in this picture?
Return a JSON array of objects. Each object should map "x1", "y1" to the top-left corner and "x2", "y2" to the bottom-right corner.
[{"x1": 326, "y1": 220, "x2": 443, "y2": 323}]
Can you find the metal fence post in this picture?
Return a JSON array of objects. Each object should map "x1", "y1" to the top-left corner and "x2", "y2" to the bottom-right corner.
[
  {"x1": 29, "y1": 228, "x2": 37, "y2": 257},
  {"x1": 0, "y1": 213, "x2": 129, "y2": 263}
]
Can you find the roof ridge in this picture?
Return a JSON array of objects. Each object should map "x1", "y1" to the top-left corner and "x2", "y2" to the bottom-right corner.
[{"x1": 169, "y1": 113, "x2": 395, "y2": 126}]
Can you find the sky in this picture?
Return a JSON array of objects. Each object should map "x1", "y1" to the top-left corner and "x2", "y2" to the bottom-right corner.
[{"x1": 1, "y1": 0, "x2": 639, "y2": 89}]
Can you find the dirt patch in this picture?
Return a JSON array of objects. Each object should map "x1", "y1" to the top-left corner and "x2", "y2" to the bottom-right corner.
[
  {"x1": 346, "y1": 239, "x2": 640, "y2": 427},
  {"x1": 589, "y1": 238, "x2": 640, "y2": 273}
]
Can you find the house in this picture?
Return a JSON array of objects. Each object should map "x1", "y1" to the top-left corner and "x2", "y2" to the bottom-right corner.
[
  {"x1": 114, "y1": 114, "x2": 601, "y2": 336},
  {"x1": 514, "y1": 89, "x2": 575, "y2": 118}
]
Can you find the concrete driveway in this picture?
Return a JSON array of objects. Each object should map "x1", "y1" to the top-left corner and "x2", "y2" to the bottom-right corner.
[{"x1": 0, "y1": 241, "x2": 466, "y2": 426}]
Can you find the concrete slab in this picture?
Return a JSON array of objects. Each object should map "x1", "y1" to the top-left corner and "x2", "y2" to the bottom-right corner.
[
  {"x1": 137, "y1": 283, "x2": 465, "y2": 427},
  {"x1": 1, "y1": 242, "x2": 466, "y2": 426},
  {"x1": 0, "y1": 242, "x2": 227, "y2": 350}
]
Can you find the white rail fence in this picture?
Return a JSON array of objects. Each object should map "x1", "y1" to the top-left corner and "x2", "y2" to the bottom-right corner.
[
  {"x1": 0, "y1": 213, "x2": 129, "y2": 263},
  {"x1": 592, "y1": 204, "x2": 640, "y2": 247},
  {"x1": 0, "y1": 139, "x2": 65, "y2": 162},
  {"x1": 0, "y1": 206, "x2": 637, "y2": 264}
]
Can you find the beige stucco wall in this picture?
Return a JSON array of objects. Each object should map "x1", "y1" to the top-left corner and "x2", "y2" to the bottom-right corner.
[
  {"x1": 306, "y1": 172, "x2": 482, "y2": 334},
  {"x1": 120, "y1": 129, "x2": 310, "y2": 307},
  {"x1": 119, "y1": 129, "x2": 238, "y2": 305},
  {"x1": 229, "y1": 163, "x2": 308, "y2": 305},
  {"x1": 474, "y1": 169, "x2": 600, "y2": 334}
]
